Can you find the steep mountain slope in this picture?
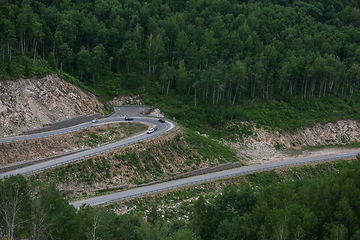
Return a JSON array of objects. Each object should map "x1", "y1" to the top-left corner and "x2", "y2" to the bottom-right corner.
[{"x1": 0, "y1": 74, "x2": 103, "y2": 136}]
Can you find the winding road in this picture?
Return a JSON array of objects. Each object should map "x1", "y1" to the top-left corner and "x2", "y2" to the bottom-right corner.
[
  {"x1": 0, "y1": 114, "x2": 175, "y2": 178},
  {"x1": 71, "y1": 150, "x2": 360, "y2": 208},
  {"x1": 1, "y1": 109, "x2": 359, "y2": 208}
]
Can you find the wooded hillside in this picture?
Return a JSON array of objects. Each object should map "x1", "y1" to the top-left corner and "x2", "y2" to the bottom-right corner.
[{"x1": 1, "y1": 0, "x2": 360, "y2": 103}]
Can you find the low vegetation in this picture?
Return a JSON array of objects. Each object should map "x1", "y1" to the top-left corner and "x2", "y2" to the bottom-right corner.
[
  {"x1": 30, "y1": 128, "x2": 236, "y2": 199},
  {"x1": 107, "y1": 159, "x2": 349, "y2": 218},
  {"x1": 0, "y1": 122, "x2": 146, "y2": 166},
  {"x1": 151, "y1": 94, "x2": 360, "y2": 136},
  {"x1": 3, "y1": 157, "x2": 360, "y2": 240}
]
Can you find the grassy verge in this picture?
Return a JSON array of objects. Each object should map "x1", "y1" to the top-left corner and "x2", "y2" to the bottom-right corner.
[
  {"x1": 104, "y1": 159, "x2": 354, "y2": 220},
  {"x1": 0, "y1": 122, "x2": 146, "y2": 166},
  {"x1": 147, "y1": 93, "x2": 360, "y2": 137},
  {"x1": 29, "y1": 127, "x2": 237, "y2": 200}
]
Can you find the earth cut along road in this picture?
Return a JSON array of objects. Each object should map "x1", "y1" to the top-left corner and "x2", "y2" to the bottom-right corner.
[
  {"x1": 71, "y1": 150, "x2": 360, "y2": 208},
  {"x1": 1, "y1": 108, "x2": 359, "y2": 208},
  {"x1": 0, "y1": 113, "x2": 175, "y2": 178}
]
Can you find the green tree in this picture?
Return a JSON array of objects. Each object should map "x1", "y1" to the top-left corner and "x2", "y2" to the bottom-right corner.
[
  {"x1": 190, "y1": 195, "x2": 211, "y2": 239},
  {"x1": 175, "y1": 30, "x2": 189, "y2": 62},
  {"x1": 48, "y1": 52, "x2": 57, "y2": 71},
  {"x1": 177, "y1": 59, "x2": 187, "y2": 94},
  {"x1": 0, "y1": 175, "x2": 31, "y2": 240},
  {"x1": 77, "y1": 46, "x2": 90, "y2": 82},
  {"x1": 91, "y1": 43, "x2": 107, "y2": 84}
]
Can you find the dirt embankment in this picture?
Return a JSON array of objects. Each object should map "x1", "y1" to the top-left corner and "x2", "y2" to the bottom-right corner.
[
  {"x1": 31, "y1": 128, "x2": 231, "y2": 199},
  {"x1": 221, "y1": 120, "x2": 360, "y2": 165},
  {"x1": 0, "y1": 74, "x2": 103, "y2": 136},
  {"x1": 0, "y1": 122, "x2": 146, "y2": 167}
]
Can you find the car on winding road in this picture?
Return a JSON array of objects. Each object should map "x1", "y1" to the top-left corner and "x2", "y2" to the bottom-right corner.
[
  {"x1": 125, "y1": 116, "x2": 134, "y2": 121},
  {"x1": 91, "y1": 118, "x2": 98, "y2": 123},
  {"x1": 158, "y1": 118, "x2": 165, "y2": 123},
  {"x1": 147, "y1": 125, "x2": 158, "y2": 134}
]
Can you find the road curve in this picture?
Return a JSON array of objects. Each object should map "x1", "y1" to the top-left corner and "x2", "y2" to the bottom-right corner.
[
  {"x1": 0, "y1": 116, "x2": 175, "y2": 178},
  {"x1": 71, "y1": 150, "x2": 360, "y2": 209}
]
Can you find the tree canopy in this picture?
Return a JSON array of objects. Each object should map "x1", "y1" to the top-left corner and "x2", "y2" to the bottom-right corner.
[{"x1": 1, "y1": 0, "x2": 360, "y2": 104}]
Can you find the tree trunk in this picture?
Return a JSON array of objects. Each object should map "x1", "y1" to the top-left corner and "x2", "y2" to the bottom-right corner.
[
  {"x1": 212, "y1": 85, "x2": 216, "y2": 105},
  {"x1": 206, "y1": 87, "x2": 208, "y2": 105},
  {"x1": 228, "y1": 83, "x2": 232, "y2": 102},
  {"x1": 194, "y1": 87, "x2": 197, "y2": 106},
  {"x1": 311, "y1": 79, "x2": 316, "y2": 98},
  {"x1": 2, "y1": 47, "x2": 4, "y2": 65},
  {"x1": 252, "y1": 77, "x2": 256, "y2": 101},
  {"x1": 42, "y1": 39, "x2": 45, "y2": 59},
  {"x1": 319, "y1": 81, "x2": 323, "y2": 98},
  {"x1": 233, "y1": 85, "x2": 239, "y2": 105},
  {"x1": 328, "y1": 79, "x2": 334, "y2": 96},
  {"x1": 33, "y1": 39, "x2": 37, "y2": 64},
  {"x1": 167, "y1": 79, "x2": 171, "y2": 95}
]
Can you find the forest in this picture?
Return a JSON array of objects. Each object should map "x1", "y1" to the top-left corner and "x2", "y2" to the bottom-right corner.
[
  {"x1": 2, "y1": 158, "x2": 360, "y2": 239},
  {"x1": 1, "y1": 0, "x2": 360, "y2": 104},
  {"x1": 2, "y1": 1, "x2": 360, "y2": 238}
]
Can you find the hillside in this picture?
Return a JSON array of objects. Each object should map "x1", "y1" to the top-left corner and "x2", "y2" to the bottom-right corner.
[
  {"x1": 30, "y1": 127, "x2": 236, "y2": 199},
  {"x1": 1, "y1": 0, "x2": 360, "y2": 111},
  {"x1": 0, "y1": 74, "x2": 103, "y2": 136}
]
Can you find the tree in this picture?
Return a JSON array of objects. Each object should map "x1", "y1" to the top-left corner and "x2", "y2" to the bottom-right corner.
[
  {"x1": 325, "y1": 223, "x2": 348, "y2": 240},
  {"x1": 24, "y1": 60, "x2": 31, "y2": 76},
  {"x1": 115, "y1": 213, "x2": 142, "y2": 240},
  {"x1": 175, "y1": 30, "x2": 189, "y2": 62},
  {"x1": 48, "y1": 52, "x2": 56, "y2": 71},
  {"x1": 146, "y1": 33, "x2": 166, "y2": 74},
  {"x1": 348, "y1": 63, "x2": 360, "y2": 98},
  {"x1": 177, "y1": 59, "x2": 187, "y2": 94},
  {"x1": 0, "y1": 175, "x2": 31, "y2": 240},
  {"x1": 160, "y1": 62, "x2": 176, "y2": 95},
  {"x1": 78, "y1": 205, "x2": 106, "y2": 240},
  {"x1": 77, "y1": 46, "x2": 90, "y2": 82},
  {"x1": 231, "y1": 61, "x2": 247, "y2": 105},
  {"x1": 190, "y1": 195, "x2": 211, "y2": 239},
  {"x1": 34, "y1": 182, "x2": 78, "y2": 239},
  {"x1": 91, "y1": 43, "x2": 107, "y2": 84}
]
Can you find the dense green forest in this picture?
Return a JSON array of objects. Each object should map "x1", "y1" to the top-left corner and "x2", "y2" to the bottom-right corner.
[
  {"x1": 1, "y1": 0, "x2": 360, "y2": 130},
  {"x1": 1, "y1": 0, "x2": 360, "y2": 100},
  {"x1": 2, "y1": 158, "x2": 360, "y2": 239}
]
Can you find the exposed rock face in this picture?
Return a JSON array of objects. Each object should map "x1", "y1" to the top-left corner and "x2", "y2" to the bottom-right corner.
[
  {"x1": 148, "y1": 108, "x2": 162, "y2": 117},
  {"x1": 219, "y1": 120, "x2": 360, "y2": 164},
  {"x1": 0, "y1": 74, "x2": 103, "y2": 136},
  {"x1": 109, "y1": 95, "x2": 142, "y2": 105},
  {"x1": 245, "y1": 120, "x2": 360, "y2": 148}
]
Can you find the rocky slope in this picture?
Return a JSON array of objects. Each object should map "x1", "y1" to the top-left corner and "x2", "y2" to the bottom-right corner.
[
  {"x1": 0, "y1": 74, "x2": 103, "y2": 136},
  {"x1": 220, "y1": 120, "x2": 360, "y2": 164},
  {"x1": 245, "y1": 120, "x2": 360, "y2": 148}
]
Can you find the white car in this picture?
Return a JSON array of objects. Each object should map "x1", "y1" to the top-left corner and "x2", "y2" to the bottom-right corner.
[
  {"x1": 147, "y1": 128, "x2": 155, "y2": 134},
  {"x1": 92, "y1": 118, "x2": 98, "y2": 123}
]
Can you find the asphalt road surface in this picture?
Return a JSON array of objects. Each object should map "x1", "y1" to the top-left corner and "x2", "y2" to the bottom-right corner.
[
  {"x1": 0, "y1": 107, "x2": 156, "y2": 144},
  {"x1": 71, "y1": 150, "x2": 360, "y2": 208},
  {"x1": 0, "y1": 116, "x2": 175, "y2": 178},
  {"x1": 1, "y1": 108, "x2": 359, "y2": 209}
]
